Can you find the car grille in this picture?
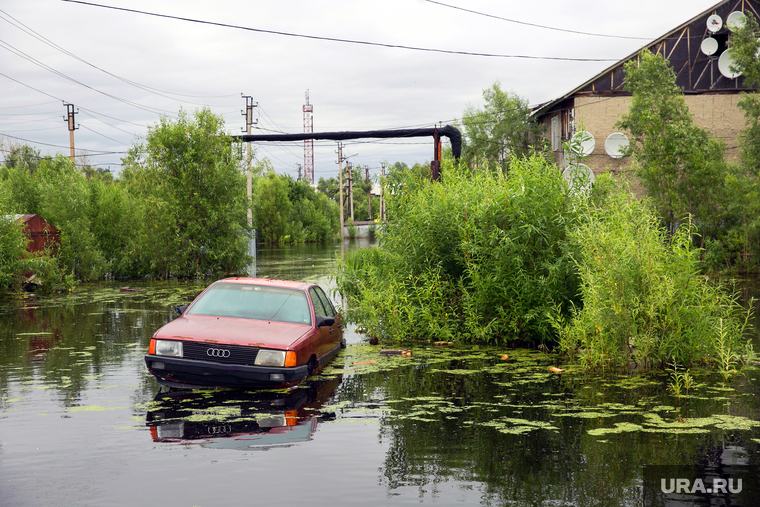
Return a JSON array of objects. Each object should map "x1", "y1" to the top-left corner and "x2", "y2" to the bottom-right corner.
[{"x1": 182, "y1": 341, "x2": 260, "y2": 366}]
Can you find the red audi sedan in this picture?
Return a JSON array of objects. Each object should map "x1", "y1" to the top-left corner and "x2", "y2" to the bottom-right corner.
[{"x1": 145, "y1": 278, "x2": 344, "y2": 389}]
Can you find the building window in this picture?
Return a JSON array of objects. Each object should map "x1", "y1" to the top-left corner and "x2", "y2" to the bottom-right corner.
[{"x1": 551, "y1": 115, "x2": 560, "y2": 151}]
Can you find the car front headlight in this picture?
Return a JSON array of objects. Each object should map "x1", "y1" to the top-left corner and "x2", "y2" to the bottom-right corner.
[
  {"x1": 254, "y1": 349, "x2": 286, "y2": 367},
  {"x1": 154, "y1": 340, "x2": 183, "y2": 357}
]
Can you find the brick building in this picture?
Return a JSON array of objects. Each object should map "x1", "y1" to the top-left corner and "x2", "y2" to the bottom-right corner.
[{"x1": 533, "y1": 0, "x2": 759, "y2": 181}]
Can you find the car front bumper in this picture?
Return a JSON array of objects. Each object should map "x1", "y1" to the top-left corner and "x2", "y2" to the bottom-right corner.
[{"x1": 145, "y1": 355, "x2": 309, "y2": 389}]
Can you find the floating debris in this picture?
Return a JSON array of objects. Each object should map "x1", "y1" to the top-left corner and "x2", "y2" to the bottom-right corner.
[{"x1": 380, "y1": 349, "x2": 412, "y2": 356}]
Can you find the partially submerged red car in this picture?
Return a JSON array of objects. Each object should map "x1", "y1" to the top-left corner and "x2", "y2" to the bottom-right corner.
[{"x1": 145, "y1": 278, "x2": 344, "y2": 389}]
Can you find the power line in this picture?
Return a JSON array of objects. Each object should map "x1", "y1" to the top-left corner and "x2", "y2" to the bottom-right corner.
[
  {"x1": 424, "y1": 0, "x2": 650, "y2": 41},
  {"x1": 0, "y1": 39, "x2": 177, "y2": 116},
  {"x1": 80, "y1": 124, "x2": 129, "y2": 145},
  {"x1": 0, "y1": 132, "x2": 121, "y2": 153},
  {"x1": 0, "y1": 8, "x2": 238, "y2": 104},
  {"x1": 0, "y1": 101, "x2": 58, "y2": 109},
  {"x1": 61, "y1": 0, "x2": 620, "y2": 62}
]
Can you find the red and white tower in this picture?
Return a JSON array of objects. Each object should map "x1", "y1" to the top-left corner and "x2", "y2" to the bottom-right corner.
[{"x1": 303, "y1": 90, "x2": 314, "y2": 185}]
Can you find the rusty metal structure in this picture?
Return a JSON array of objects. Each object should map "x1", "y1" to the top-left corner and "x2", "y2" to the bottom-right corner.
[{"x1": 15, "y1": 214, "x2": 60, "y2": 253}]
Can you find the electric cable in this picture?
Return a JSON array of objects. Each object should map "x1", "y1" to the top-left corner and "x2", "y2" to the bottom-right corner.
[{"x1": 61, "y1": 0, "x2": 620, "y2": 62}]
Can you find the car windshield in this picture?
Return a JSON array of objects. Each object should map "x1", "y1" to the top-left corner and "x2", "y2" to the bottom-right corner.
[{"x1": 186, "y1": 283, "x2": 312, "y2": 325}]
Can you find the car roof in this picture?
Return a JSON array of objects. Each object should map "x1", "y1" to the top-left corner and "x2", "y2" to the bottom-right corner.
[{"x1": 217, "y1": 277, "x2": 312, "y2": 291}]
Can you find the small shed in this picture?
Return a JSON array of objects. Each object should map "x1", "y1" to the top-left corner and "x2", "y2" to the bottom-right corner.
[{"x1": 15, "y1": 214, "x2": 60, "y2": 253}]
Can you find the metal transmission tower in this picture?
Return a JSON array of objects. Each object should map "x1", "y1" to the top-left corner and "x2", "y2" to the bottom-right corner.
[{"x1": 303, "y1": 90, "x2": 314, "y2": 185}]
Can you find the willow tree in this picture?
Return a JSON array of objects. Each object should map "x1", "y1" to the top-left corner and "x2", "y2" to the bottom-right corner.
[
  {"x1": 460, "y1": 82, "x2": 542, "y2": 169},
  {"x1": 617, "y1": 51, "x2": 727, "y2": 241},
  {"x1": 121, "y1": 108, "x2": 250, "y2": 278}
]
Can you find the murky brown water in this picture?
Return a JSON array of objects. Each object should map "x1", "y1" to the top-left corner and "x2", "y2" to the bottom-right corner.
[{"x1": 2, "y1": 242, "x2": 760, "y2": 506}]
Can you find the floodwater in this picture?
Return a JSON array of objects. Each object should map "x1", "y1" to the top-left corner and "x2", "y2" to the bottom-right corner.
[{"x1": 2, "y1": 241, "x2": 760, "y2": 506}]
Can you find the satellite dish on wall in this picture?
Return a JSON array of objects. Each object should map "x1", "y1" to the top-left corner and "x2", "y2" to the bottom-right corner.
[
  {"x1": 563, "y1": 164, "x2": 595, "y2": 194},
  {"x1": 718, "y1": 49, "x2": 742, "y2": 78},
  {"x1": 604, "y1": 133, "x2": 629, "y2": 159},
  {"x1": 701, "y1": 37, "x2": 719, "y2": 56},
  {"x1": 727, "y1": 11, "x2": 747, "y2": 30},
  {"x1": 571, "y1": 130, "x2": 595, "y2": 157},
  {"x1": 707, "y1": 14, "x2": 723, "y2": 33}
]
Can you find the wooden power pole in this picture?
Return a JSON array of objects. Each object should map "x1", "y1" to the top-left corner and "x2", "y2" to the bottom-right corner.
[
  {"x1": 63, "y1": 103, "x2": 78, "y2": 165},
  {"x1": 337, "y1": 142, "x2": 345, "y2": 242},
  {"x1": 365, "y1": 165, "x2": 371, "y2": 220}
]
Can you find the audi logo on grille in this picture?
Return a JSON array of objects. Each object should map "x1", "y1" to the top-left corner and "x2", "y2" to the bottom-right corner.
[
  {"x1": 206, "y1": 348, "x2": 231, "y2": 358},
  {"x1": 207, "y1": 425, "x2": 231, "y2": 434}
]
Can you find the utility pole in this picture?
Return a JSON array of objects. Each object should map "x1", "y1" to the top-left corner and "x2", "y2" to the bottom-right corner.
[
  {"x1": 63, "y1": 103, "x2": 78, "y2": 166},
  {"x1": 336, "y1": 142, "x2": 345, "y2": 243},
  {"x1": 241, "y1": 95, "x2": 258, "y2": 225},
  {"x1": 241, "y1": 94, "x2": 258, "y2": 272},
  {"x1": 365, "y1": 165, "x2": 371, "y2": 220},
  {"x1": 296, "y1": 163, "x2": 302, "y2": 181},
  {"x1": 346, "y1": 161, "x2": 354, "y2": 221},
  {"x1": 380, "y1": 162, "x2": 386, "y2": 221}
]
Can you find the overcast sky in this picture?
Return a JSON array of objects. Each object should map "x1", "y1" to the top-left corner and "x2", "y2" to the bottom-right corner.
[{"x1": 1, "y1": 0, "x2": 721, "y2": 181}]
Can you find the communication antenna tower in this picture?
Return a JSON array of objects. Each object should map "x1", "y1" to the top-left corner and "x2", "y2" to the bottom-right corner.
[{"x1": 303, "y1": 90, "x2": 314, "y2": 184}]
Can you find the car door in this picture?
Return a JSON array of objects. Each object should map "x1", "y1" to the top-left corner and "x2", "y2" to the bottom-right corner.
[
  {"x1": 309, "y1": 287, "x2": 335, "y2": 360},
  {"x1": 314, "y1": 286, "x2": 342, "y2": 350}
]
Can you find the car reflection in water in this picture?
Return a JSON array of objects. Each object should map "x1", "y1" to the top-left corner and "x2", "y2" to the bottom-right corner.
[{"x1": 146, "y1": 376, "x2": 341, "y2": 450}]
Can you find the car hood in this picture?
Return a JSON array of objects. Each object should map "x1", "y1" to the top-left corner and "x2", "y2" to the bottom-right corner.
[{"x1": 153, "y1": 315, "x2": 311, "y2": 349}]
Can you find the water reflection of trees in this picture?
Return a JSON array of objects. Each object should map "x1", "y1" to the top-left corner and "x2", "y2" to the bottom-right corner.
[
  {"x1": 334, "y1": 354, "x2": 760, "y2": 507},
  {"x1": 0, "y1": 284, "x2": 203, "y2": 406}
]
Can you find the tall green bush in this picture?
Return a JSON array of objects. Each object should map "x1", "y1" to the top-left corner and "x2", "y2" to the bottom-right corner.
[
  {"x1": 551, "y1": 176, "x2": 752, "y2": 371},
  {"x1": 121, "y1": 108, "x2": 251, "y2": 277},
  {"x1": 0, "y1": 213, "x2": 27, "y2": 290},
  {"x1": 336, "y1": 155, "x2": 584, "y2": 345}
]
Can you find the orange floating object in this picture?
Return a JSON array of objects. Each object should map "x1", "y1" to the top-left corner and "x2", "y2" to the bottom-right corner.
[
  {"x1": 353, "y1": 360, "x2": 377, "y2": 365},
  {"x1": 549, "y1": 367, "x2": 564, "y2": 373},
  {"x1": 501, "y1": 354, "x2": 509, "y2": 360}
]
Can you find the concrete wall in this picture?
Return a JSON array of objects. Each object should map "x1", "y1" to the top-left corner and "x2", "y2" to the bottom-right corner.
[{"x1": 342, "y1": 221, "x2": 379, "y2": 239}]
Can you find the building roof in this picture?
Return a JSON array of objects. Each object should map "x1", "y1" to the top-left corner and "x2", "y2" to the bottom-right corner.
[{"x1": 533, "y1": 0, "x2": 758, "y2": 118}]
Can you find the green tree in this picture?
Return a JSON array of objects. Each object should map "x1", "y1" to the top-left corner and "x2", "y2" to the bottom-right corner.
[
  {"x1": 337, "y1": 156, "x2": 583, "y2": 346},
  {"x1": 2, "y1": 143, "x2": 47, "y2": 175},
  {"x1": 728, "y1": 12, "x2": 760, "y2": 173},
  {"x1": 617, "y1": 51, "x2": 727, "y2": 241},
  {"x1": 253, "y1": 170, "x2": 292, "y2": 245},
  {"x1": 460, "y1": 82, "x2": 542, "y2": 169},
  {"x1": 285, "y1": 177, "x2": 339, "y2": 242},
  {"x1": 0, "y1": 213, "x2": 27, "y2": 290},
  {"x1": 33, "y1": 155, "x2": 106, "y2": 280},
  {"x1": 121, "y1": 108, "x2": 250, "y2": 277}
]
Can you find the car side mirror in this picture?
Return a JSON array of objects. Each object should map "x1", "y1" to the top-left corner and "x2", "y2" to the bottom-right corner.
[
  {"x1": 315, "y1": 316, "x2": 335, "y2": 328},
  {"x1": 174, "y1": 305, "x2": 189, "y2": 316}
]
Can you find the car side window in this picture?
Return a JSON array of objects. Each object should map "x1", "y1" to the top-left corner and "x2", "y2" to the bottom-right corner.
[
  {"x1": 315, "y1": 286, "x2": 337, "y2": 317},
  {"x1": 309, "y1": 288, "x2": 328, "y2": 318}
]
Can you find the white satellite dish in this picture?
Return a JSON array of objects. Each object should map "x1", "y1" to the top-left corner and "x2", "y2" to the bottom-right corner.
[
  {"x1": 718, "y1": 49, "x2": 742, "y2": 78},
  {"x1": 701, "y1": 37, "x2": 719, "y2": 56},
  {"x1": 563, "y1": 164, "x2": 595, "y2": 194},
  {"x1": 604, "y1": 133, "x2": 629, "y2": 159},
  {"x1": 571, "y1": 130, "x2": 595, "y2": 157},
  {"x1": 727, "y1": 11, "x2": 747, "y2": 30},
  {"x1": 707, "y1": 14, "x2": 723, "y2": 33}
]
